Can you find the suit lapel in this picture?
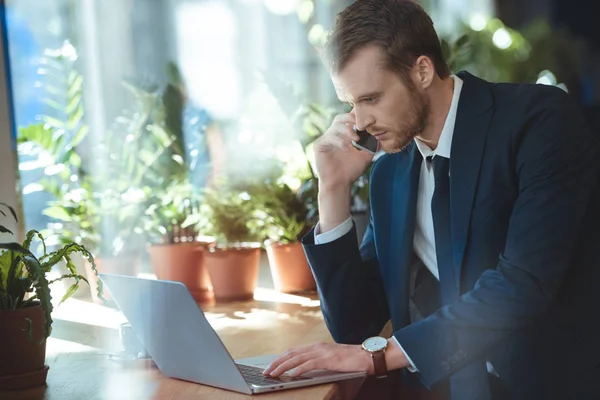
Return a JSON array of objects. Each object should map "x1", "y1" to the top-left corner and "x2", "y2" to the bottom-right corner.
[
  {"x1": 387, "y1": 144, "x2": 422, "y2": 326},
  {"x1": 450, "y1": 72, "x2": 495, "y2": 290}
]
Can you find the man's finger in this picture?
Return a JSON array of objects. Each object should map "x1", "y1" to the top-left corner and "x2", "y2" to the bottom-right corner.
[
  {"x1": 268, "y1": 352, "x2": 319, "y2": 377},
  {"x1": 333, "y1": 113, "x2": 355, "y2": 124},
  {"x1": 288, "y1": 359, "x2": 321, "y2": 377},
  {"x1": 334, "y1": 125, "x2": 360, "y2": 142},
  {"x1": 263, "y1": 354, "x2": 293, "y2": 376},
  {"x1": 263, "y1": 347, "x2": 305, "y2": 375}
]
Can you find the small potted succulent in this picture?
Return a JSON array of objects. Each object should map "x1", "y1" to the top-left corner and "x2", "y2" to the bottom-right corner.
[
  {"x1": 0, "y1": 203, "x2": 101, "y2": 390},
  {"x1": 145, "y1": 180, "x2": 215, "y2": 302},
  {"x1": 191, "y1": 185, "x2": 264, "y2": 302},
  {"x1": 257, "y1": 182, "x2": 316, "y2": 293}
]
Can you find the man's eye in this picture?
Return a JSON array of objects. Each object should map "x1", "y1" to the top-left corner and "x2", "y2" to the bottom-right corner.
[{"x1": 364, "y1": 97, "x2": 375, "y2": 103}]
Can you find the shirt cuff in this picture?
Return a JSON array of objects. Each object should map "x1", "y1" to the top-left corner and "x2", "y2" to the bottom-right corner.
[
  {"x1": 314, "y1": 217, "x2": 353, "y2": 244},
  {"x1": 393, "y1": 336, "x2": 419, "y2": 373}
]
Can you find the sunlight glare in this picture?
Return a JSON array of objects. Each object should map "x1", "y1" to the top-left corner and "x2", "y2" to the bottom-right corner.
[
  {"x1": 52, "y1": 298, "x2": 128, "y2": 330},
  {"x1": 253, "y1": 287, "x2": 320, "y2": 307}
]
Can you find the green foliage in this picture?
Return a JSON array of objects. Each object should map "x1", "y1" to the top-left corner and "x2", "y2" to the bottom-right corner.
[
  {"x1": 18, "y1": 51, "x2": 196, "y2": 255},
  {"x1": 193, "y1": 185, "x2": 265, "y2": 247},
  {"x1": 17, "y1": 123, "x2": 101, "y2": 252},
  {"x1": 144, "y1": 180, "x2": 204, "y2": 244},
  {"x1": 103, "y1": 80, "x2": 185, "y2": 189},
  {"x1": 254, "y1": 181, "x2": 311, "y2": 244},
  {"x1": 17, "y1": 47, "x2": 97, "y2": 252},
  {"x1": 0, "y1": 203, "x2": 101, "y2": 341},
  {"x1": 441, "y1": 18, "x2": 583, "y2": 85},
  {"x1": 136, "y1": 62, "x2": 212, "y2": 245},
  {"x1": 36, "y1": 45, "x2": 88, "y2": 173}
]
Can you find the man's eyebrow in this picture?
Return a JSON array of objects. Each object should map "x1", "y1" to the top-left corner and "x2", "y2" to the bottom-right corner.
[
  {"x1": 339, "y1": 91, "x2": 382, "y2": 104},
  {"x1": 357, "y1": 91, "x2": 382, "y2": 101}
]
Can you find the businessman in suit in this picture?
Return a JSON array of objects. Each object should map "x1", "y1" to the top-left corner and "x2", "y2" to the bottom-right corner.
[{"x1": 263, "y1": 1, "x2": 600, "y2": 398}]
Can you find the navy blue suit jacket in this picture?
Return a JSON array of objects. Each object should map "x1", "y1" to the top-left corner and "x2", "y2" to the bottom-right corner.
[{"x1": 302, "y1": 72, "x2": 600, "y2": 399}]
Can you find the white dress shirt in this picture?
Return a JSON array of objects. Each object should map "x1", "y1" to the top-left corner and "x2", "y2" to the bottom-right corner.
[{"x1": 314, "y1": 76, "x2": 464, "y2": 372}]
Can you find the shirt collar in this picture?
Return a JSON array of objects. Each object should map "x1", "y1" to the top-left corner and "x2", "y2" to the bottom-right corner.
[{"x1": 414, "y1": 75, "x2": 463, "y2": 160}]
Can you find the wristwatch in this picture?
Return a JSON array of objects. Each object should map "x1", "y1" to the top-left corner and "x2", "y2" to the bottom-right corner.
[{"x1": 362, "y1": 336, "x2": 388, "y2": 378}]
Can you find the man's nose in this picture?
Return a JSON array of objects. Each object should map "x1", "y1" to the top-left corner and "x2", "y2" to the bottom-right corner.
[{"x1": 353, "y1": 109, "x2": 375, "y2": 131}]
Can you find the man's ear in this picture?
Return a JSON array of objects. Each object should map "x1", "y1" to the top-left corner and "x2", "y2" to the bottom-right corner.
[{"x1": 413, "y1": 55, "x2": 435, "y2": 90}]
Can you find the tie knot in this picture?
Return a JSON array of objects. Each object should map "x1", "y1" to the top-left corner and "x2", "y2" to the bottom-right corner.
[{"x1": 429, "y1": 155, "x2": 450, "y2": 182}]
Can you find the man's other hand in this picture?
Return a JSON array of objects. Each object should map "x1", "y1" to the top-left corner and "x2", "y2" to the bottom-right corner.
[{"x1": 263, "y1": 342, "x2": 372, "y2": 378}]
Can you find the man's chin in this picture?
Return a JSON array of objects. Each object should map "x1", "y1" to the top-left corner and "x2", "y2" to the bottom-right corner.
[{"x1": 380, "y1": 138, "x2": 414, "y2": 154}]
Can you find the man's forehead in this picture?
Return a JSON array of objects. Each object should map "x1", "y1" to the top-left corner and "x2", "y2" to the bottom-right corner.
[{"x1": 331, "y1": 46, "x2": 388, "y2": 102}]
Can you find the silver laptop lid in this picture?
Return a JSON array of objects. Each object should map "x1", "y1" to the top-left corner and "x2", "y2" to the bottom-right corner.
[{"x1": 99, "y1": 274, "x2": 251, "y2": 395}]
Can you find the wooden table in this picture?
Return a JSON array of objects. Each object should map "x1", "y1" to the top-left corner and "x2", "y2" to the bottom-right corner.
[{"x1": 1, "y1": 289, "x2": 366, "y2": 400}]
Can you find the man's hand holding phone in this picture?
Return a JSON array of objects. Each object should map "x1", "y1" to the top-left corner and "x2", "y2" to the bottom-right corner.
[{"x1": 313, "y1": 113, "x2": 378, "y2": 233}]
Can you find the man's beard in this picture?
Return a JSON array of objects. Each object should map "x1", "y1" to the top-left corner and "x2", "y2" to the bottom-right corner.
[{"x1": 381, "y1": 90, "x2": 430, "y2": 154}]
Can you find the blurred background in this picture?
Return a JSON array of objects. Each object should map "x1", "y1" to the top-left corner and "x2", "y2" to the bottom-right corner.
[
  {"x1": 0, "y1": 2, "x2": 599, "y2": 395},
  {"x1": 1, "y1": 0, "x2": 599, "y2": 303}
]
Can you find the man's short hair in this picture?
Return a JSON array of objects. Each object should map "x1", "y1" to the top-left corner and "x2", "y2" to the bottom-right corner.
[{"x1": 325, "y1": 0, "x2": 450, "y2": 82}]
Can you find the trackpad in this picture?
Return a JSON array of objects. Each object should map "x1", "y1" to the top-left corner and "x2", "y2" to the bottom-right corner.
[{"x1": 236, "y1": 354, "x2": 277, "y2": 369}]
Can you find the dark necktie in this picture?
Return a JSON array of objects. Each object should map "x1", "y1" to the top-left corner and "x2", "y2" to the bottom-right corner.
[
  {"x1": 430, "y1": 156, "x2": 458, "y2": 302},
  {"x1": 430, "y1": 156, "x2": 493, "y2": 399}
]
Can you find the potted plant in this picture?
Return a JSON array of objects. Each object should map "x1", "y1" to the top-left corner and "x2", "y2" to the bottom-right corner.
[
  {"x1": 17, "y1": 45, "x2": 101, "y2": 300},
  {"x1": 192, "y1": 185, "x2": 265, "y2": 302},
  {"x1": 131, "y1": 61, "x2": 223, "y2": 302},
  {"x1": 256, "y1": 182, "x2": 316, "y2": 293},
  {"x1": 0, "y1": 203, "x2": 101, "y2": 390},
  {"x1": 16, "y1": 47, "x2": 149, "y2": 303},
  {"x1": 145, "y1": 180, "x2": 215, "y2": 302},
  {"x1": 76, "y1": 73, "x2": 189, "y2": 302}
]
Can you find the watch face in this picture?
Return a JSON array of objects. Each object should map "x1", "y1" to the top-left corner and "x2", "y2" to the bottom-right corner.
[{"x1": 363, "y1": 336, "x2": 387, "y2": 352}]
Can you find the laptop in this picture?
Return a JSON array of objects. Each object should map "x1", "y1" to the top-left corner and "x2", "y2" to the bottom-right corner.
[{"x1": 99, "y1": 274, "x2": 366, "y2": 395}]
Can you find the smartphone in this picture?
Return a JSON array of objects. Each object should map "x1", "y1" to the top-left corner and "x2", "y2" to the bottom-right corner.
[{"x1": 351, "y1": 125, "x2": 379, "y2": 154}]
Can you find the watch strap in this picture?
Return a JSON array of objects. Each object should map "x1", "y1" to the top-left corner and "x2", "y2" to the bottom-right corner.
[{"x1": 372, "y1": 350, "x2": 388, "y2": 378}]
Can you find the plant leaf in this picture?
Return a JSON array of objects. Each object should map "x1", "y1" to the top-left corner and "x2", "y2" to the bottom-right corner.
[
  {"x1": 41, "y1": 243, "x2": 102, "y2": 302},
  {"x1": 42, "y1": 98, "x2": 65, "y2": 112},
  {"x1": 63, "y1": 253, "x2": 78, "y2": 276},
  {"x1": 20, "y1": 253, "x2": 53, "y2": 341},
  {"x1": 68, "y1": 105, "x2": 84, "y2": 130},
  {"x1": 59, "y1": 283, "x2": 79, "y2": 305},
  {"x1": 69, "y1": 151, "x2": 82, "y2": 169},
  {"x1": 0, "y1": 242, "x2": 33, "y2": 256},
  {"x1": 6, "y1": 255, "x2": 23, "y2": 300},
  {"x1": 48, "y1": 274, "x2": 88, "y2": 286},
  {"x1": 43, "y1": 206, "x2": 73, "y2": 222},
  {"x1": 42, "y1": 116, "x2": 65, "y2": 129},
  {"x1": 12, "y1": 277, "x2": 34, "y2": 308},
  {"x1": 71, "y1": 125, "x2": 89, "y2": 148},
  {"x1": 67, "y1": 74, "x2": 83, "y2": 98},
  {"x1": 23, "y1": 230, "x2": 46, "y2": 255},
  {"x1": 0, "y1": 202, "x2": 18, "y2": 223},
  {"x1": 66, "y1": 93, "x2": 82, "y2": 117},
  {"x1": 0, "y1": 249, "x2": 15, "y2": 295},
  {"x1": 19, "y1": 295, "x2": 38, "y2": 308}
]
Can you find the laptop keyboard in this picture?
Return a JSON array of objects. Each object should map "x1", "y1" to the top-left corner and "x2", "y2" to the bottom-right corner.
[{"x1": 237, "y1": 363, "x2": 312, "y2": 387}]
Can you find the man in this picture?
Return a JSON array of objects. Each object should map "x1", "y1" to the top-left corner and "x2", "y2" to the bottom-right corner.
[{"x1": 263, "y1": 1, "x2": 600, "y2": 399}]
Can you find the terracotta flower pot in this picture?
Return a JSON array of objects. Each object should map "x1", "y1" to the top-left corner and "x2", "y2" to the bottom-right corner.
[
  {"x1": 266, "y1": 242, "x2": 316, "y2": 293},
  {"x1": 149, "y1": 242, "x2": 213, "y2": 302},
  {"x1": 85, "y1": 253, "x2": 141, "y2": 305},
  {"x1": 0, "y1": 304, "x2": 49, "y2": 390},
  {"x1": 204, "y1": 247, "x2": 261, "y2": 302}
]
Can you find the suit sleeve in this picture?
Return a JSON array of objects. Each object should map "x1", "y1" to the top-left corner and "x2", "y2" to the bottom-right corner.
[
  {"x1": 302, "y1": 217, "x2": 390, "y2": 345},
  {"x1": 394, "y1": 90, "x2": 599, "y2": 387},
  {"x1": 314, "y1": 218, "x2": 353, "y2": 244}
]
